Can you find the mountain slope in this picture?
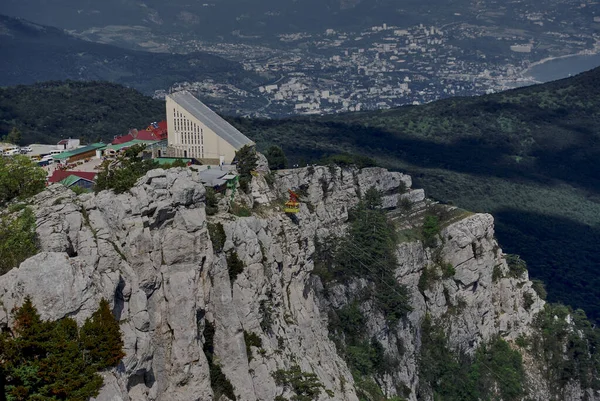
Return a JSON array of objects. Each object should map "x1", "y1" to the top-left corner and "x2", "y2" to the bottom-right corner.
[
  {"x1": 0, "y1": 81, "x2": 166, "y2": 145},
  {"x1": 231, "y1": 67, "x2": 600, "y2": 321},
  {"x1": 0, "y1": 14, "x2": 259, "y2": 94},
  {"x1": 2, "y1": 70, "x2": 599, "y2": 322},
  {"x1": 1, "y1": 165, "x2": 597, "y2": 400}
]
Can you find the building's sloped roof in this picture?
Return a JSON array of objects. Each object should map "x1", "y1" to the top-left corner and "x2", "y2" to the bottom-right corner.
[
  {"x1": 53, "y1": 143, "x2": 105, "y2": 160},
  {"x1": 49, "y1": 170, "x2": 97, "y2": 183},
  {"x1": 112, "y1": 121, "x2": 168, "y2": 145},
  {"x1": 104, "y1": 139, "x2": 157, "y2": 152},
  {"x1": 59, "y1": 175, "x2": 93, "y2": 187},
  {"x1": 168, "y1": 91, "x2": 254, "y2": 150}
]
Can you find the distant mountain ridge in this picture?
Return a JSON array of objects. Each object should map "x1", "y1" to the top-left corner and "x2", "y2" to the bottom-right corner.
[
  {"x1": 0, "y1": 0, "x2": 468, "y2": 38},
  {"x1": 0, "y1": 14, "x2": 261, "y2": 94}
]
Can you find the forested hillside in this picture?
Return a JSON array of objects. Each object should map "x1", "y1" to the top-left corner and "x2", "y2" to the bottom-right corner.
[
  {"x1": 231, "y1": 67, "x2": 600, "y2": 321},
  {"x1": 0, "y1": 81, "x2": 165, "y2": 144}
]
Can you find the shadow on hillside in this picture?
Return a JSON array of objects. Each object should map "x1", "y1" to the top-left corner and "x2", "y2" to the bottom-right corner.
[
  {"x1": 268, "y1": 120, "x2": 600, "y2": 193},
  {"x1": 493, "y1": 209, "x2": 600, "y2": 323}
]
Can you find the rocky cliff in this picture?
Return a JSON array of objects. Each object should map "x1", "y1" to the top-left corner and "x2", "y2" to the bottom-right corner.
[{"x1": 0, "y1": 163, "x2": 596, "y2": 401}]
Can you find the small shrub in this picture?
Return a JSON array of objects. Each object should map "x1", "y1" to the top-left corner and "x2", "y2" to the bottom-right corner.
[
  {"x1": 319, "y1": 177, "x2": 329, "y2": 197},
  {"x1": 71, "y1": 185, "x2": 90, "y2": 195},
  {"x1": 397, "y1": 180, "x2": 408, "y2": 194},
  {"x1": 273, "y1": 366, "x2": 325, "y2": 401},
  {"x1": 523, "y1": 292, "x2": 535, "y2": 310},
  {"x1": 208, "y1": 222, "x2": 226, "y2": 253},
  {"x1": 492, "y1": 264, "x2": 504, "y2": 281},
  {"x1": 264, "y1": 172, "x2": 275, "y2": 187},
  {"x1": 244, "y1": 330, "x2": 263, "y2": 362},
  {"x1": 203, "y1": 321, "x2": 236, "y2": 400},
  {"x1": 227, "y1": 251, "x2": 245, "y2": 282},
  {"x1": 205, "y1": 187, "x2": 219, "y2": 215},
  {"x1": 421, "y1": 215, "x2": 440, "y2": 248},
  {"x1": 418, "y1": 266, "x2": 437, "y2": 293},
  {"x1": 0, "y1": 207, "x2": 38, "y2": 275},
  {"x1": 505, "y1": 254, "x2": 527, "y2": 278},
  {"x1": 531, "y1": 279, "x2": 547, "y2": 300},
  {"x1": 230, "y1": 202, "x2": 252, "y2": 217},
  {"x1": 442, "y1": 262, "x2": 456, "y2": 278},
  {"x1": 515, "y1": 334, "x2": 528, "y2": 348},
  {"x1": 260, "y1": 300, "x2": 274, "y2": 334},
  {"x1": 399, "y1": 197, "x2": 412, "y2": 213}
]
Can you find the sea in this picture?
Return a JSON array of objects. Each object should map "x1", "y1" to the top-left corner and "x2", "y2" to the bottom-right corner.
[{"x1": 525, "y1": 53, "x2": 600, "y2": 83}]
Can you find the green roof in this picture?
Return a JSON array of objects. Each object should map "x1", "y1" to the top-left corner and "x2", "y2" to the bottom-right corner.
[
  {"x1": 155, "y1": 158, "x2": 192, "y2": 165},
  {"x1": 59, "y1": 175, "x2": 92, "y2": 187},
  {"x1": 104, "y1": 139, "x2": 157, "y2": 152},
  {"x1": 53, "y1": 143, "x2": 106, "y2": 160}
]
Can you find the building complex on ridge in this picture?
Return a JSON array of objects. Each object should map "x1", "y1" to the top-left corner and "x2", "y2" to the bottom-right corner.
[{"x1": 166, "y1": 90, "x2": 254, "y2": 164}]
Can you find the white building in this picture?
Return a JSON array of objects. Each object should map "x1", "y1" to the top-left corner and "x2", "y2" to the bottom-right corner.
[{"x1": 166, "y1": 91, "x2": 254, "y2": 164}]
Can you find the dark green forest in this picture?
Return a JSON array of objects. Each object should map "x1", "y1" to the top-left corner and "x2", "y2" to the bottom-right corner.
[
  {"x1": 2, "y1": 68, "x2": 600, "y2": 320},
  {"x1": 0, "y1": 81, "x2": 165, "y2": 144}
]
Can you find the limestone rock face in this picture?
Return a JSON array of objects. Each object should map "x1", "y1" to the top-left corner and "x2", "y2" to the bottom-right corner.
[{"x1": 0, "y1": 164, "x2": 593, "y2": 401}]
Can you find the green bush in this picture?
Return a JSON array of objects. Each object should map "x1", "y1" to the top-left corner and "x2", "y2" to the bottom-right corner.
[
  {"x1": 505, "y1": 254, "x2": 527, "y2": 278},
  {"x1": 95, "y1": 144, "x2": 159, "y2": 194},
  {"x1": 208, "y1": 222, "x2": 226, "y2": 253},
  {"x1": 205, "y1": 187, "x2": 219, "y2": 215},
  {"x1": 0, "y1": 156, "x2": 46, "y2": 205},
  {"x1": 230, "y1": 201, "x2": 252, "y2": 217},
  {"x1": 203, "y1": 321, "x2": 237, "y2": 400},
  {"x1": 235, "y1": 145, "x2": 258, "y2": 193},
  {"x1": 0, "y1": 207, "x2": 38, "y2": 275},
  {"x1": 227, "y1": 251, "x2": 245, "y2": 283},
  {"x1": 0, "y1": 297, "x2": 124, "y2": 400},
  {"x1": 273, "y1": 366, "x2": 325, "y2": 401},
  {"x1": 259, "y1": 300, "x2": 275, "y2": 334},
  {"x1": 244, "y1": 331, "x2": 263, "y2": 362},
  {"x1": 421, "y1": 215, "x2": 440, "y2": 248}
]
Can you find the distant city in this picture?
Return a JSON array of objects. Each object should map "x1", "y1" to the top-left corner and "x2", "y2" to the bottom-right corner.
[{"x1": 72, "y1": 0, "x2": 600, "y2": 118}]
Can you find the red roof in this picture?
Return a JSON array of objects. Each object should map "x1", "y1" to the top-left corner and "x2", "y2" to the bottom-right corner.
[
  {"x1": 136, "y1": 130, "x2": 158, "y2": 141},
  {"x1": 111, "y1": 121, "x2": 167, "y2": 144},
  {"x1": 48, "y1": 170, "x2": 97, "y2": 184},
  {"x1": 112, "y1": 133, "x2": 134, "y2": 145}
]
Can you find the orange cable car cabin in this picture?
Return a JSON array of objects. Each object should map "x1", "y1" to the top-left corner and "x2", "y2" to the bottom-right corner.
[{"x1": 284, "y1": 189, "x2": 300, "y2": 214}]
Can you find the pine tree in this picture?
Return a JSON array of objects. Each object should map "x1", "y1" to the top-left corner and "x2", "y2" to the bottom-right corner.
[
  {"x1": 80, "y1": 299, "x2": 125, "y2": 369},
  {"x1": 235, "y1": 145, "x2": 257, "y2": 193},
  {"x1": 0, "y1": 298, "x2": 125, "y2": 400},
  {"x1": 265, "y1": 145, "x2": 287, "y2": 170}
]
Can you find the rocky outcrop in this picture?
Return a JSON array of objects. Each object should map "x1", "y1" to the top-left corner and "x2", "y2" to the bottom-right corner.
[{"x1": 0, "y1": 163, "x2": 593, "y2": 401}]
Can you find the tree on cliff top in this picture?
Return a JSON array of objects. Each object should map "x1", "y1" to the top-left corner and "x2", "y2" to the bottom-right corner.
[
  {"x1": 0, "y1": 155, "x2": 46, "y2": 205},
  {"x1": 235, "y1": 145, "x2": 257, "y2": 193}
]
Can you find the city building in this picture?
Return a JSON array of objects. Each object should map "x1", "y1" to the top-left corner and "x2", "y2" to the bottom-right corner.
[
  {"x1": 52, "y1": 143, "x2": 106, "y2": 164},
  {"x1": 166, "y1": 91, "x2": 254, "y2": 164}
]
